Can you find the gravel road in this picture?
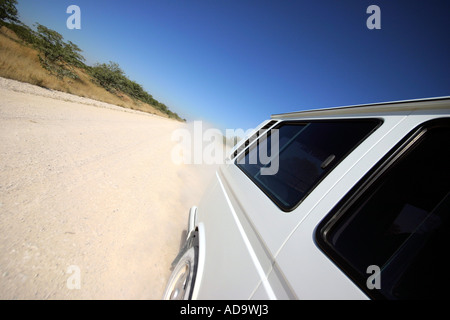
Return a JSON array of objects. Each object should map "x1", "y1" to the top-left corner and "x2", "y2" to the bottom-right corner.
[{"x1": 0, "y1": 77, "x2": 216, "y2": 299}]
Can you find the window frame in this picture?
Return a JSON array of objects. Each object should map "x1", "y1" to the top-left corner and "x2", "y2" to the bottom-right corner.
[
  {"x1": 315, "y1": 118, "x2": 450, "y2": 300},
  {"x1": 235, "y1": 118, "x2": 383, "y2": 212}
]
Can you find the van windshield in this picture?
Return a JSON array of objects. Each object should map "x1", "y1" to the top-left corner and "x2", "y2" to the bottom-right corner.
[{"x1": 236, "y1": 119, "x2": 381, "y2": 211}]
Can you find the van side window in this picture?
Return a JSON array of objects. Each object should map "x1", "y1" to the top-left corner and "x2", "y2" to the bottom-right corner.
[
  {"x1": 317, "y1": 121, "x2": 450, "y2": 299},
  {"x1": 236, "y1": 120, "x2": 380, "y2": 211}
]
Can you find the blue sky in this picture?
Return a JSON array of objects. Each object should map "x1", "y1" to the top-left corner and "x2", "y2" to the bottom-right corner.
[{"x1": 16, "y1": 0, "x2": 450, "y2": 131}]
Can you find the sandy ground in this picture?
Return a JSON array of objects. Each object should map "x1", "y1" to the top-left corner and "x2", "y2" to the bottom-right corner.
[{"x1": 0, "y1": 77, "x2": 217, "y2": 299}]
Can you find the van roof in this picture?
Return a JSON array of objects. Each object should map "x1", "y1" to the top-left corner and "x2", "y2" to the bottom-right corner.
[{"x1": 271, "y1": 96, "x2": 450, "y2": 120}]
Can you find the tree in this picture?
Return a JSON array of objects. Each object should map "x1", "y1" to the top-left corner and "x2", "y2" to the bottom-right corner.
[
  {"x1": 33, "y1": 23, "x2": 85, "y2": 79},
  {"x1": 35, "y1": 23, "x2": 65, "y2": 62},
  {"x1": 89, "y1": 61, "x2": 125, "y2": 92},
  {"x1": 64, "y1": 41, "x2": 85, "y2": 68},
  {"x1": 0, "y1": 0, "x2": 20, "y2": 23},
  {"x1": 89, "y1": 61, "x2": 184, "y2": 121},
  {"x1": 5, "y1": 22, "x2": 38, "y2": 44}
]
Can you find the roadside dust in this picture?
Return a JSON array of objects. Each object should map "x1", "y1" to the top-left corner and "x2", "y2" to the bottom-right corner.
[{"x1": 0, "y1": 77, "x2": 217, "y2": 299}]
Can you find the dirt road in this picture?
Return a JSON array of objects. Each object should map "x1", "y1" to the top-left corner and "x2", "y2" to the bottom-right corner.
[{"x1": 0, "y1": 77, "x2": 216, "y2": 299}]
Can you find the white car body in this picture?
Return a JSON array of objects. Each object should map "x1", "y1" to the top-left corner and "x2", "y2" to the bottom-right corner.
[{"x1": 165, "y1": 97, "x2": 450, "y2": 300}]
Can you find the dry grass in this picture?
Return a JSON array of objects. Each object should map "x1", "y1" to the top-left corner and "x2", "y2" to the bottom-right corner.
[{"x1": 0, "y1": 26, "x2": 169, "y2": 118}]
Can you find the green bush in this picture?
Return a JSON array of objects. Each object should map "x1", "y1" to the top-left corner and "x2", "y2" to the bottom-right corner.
[
  {"x1": 0, "y1": 0, "x2": 20, "y2": 23},
  {"x1": 33, "y1": 23, "x2": 85, "y2": 79},
  {"x1": 89, "y1": 61, "x2": 184, "y2": 120}
]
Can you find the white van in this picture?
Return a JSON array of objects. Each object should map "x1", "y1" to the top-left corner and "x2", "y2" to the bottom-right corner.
[{"x1": 164, "y1": 97, "x2": 450, "y2": 300}]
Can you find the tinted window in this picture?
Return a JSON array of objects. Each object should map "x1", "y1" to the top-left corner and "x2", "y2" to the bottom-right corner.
[
  {"x1": 318, "y1": 121, "x2": 450, "y2": 299},
  {"x1": 236, "y1": 120, "x2": 380, "y2": 211}
]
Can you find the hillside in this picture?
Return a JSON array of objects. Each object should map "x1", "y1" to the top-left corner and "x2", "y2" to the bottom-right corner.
[{"x1": 0, "y1": 24, "x2": 184, "y2": 121}]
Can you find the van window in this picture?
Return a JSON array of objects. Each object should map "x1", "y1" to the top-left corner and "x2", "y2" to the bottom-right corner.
[
  {"x1": 236, "y1": 120, "x2": 380, "y2": 211},
  {"x1": 317, "y1": 121, "x2": 450, "y2": 299}
]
